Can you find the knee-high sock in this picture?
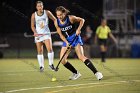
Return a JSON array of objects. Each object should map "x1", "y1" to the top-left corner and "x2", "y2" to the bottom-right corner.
[
  {"x1": 64, "y1": 62, "x2": 77, "y2": 74},
  {"x1": 37, "y1": 54, "x2": 44, "y2": 68},
  {"x1": 84, "y1": 59, "x2": 98, "y2": 74},
  {"x1": 101, "y1": 52, "x2": 106, "y2": 62},
  {"x1": 48, "y1": 52, "x2": 54, "y2": 65}
]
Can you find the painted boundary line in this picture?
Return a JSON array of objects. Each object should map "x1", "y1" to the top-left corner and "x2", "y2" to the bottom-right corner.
[
  {"x1": 46, "y1": 82, "x2": 126, "y2": 93},
  {"x1": 1, "y1": 80, "x2": 139, "y2": 93},
  {"x1": 48, "y1": 80, "x2": 140, "y2": 93}
]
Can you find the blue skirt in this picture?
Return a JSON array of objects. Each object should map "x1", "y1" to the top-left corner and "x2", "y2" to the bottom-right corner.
[{"x1": 62, "y1": 34, "x2": 83, "y2": 47}]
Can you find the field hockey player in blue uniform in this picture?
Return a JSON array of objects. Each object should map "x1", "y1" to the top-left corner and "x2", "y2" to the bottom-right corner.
[{"x1": 54, "y1": 6, "x2": 103, "y2": 80}]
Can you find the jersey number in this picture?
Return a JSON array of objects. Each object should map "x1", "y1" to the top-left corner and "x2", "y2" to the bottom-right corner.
[{"x1": 65, "y1": 32, "x2": 69, "y2": 37}]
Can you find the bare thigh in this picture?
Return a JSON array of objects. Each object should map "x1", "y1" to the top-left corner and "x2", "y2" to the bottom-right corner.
[
  {"x1": 75, "y1": 44, "x2": 88, "y2": 62},
  {"x1": 44, "y1": 38, "x2": 53, "y2": 53},
  {"x1": 36, "y1": 42, "x2": 44, "y2": 54}
]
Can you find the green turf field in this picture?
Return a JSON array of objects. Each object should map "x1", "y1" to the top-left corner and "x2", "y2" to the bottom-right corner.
[{"x1": 0, "y1": 58, "x2": 140, "y2": 93}]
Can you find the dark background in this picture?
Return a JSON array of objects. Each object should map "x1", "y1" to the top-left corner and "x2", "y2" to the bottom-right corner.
[
  {"x1": 0, "y1": 0, "x2": 104, "y2": 58},
  {"x1": 0, "y1": 0, "x2": 103, "y2": 34},
  {"x1": 1, "y1": 0, "x2": 139, "y2": 58}
]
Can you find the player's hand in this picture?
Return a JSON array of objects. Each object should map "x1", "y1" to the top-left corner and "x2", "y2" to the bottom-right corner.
[
  {"x1": 33, "y1": 33, "x2": 39, "y2": 37},
  {"x1": 66, "y1": 42, "x2": 71, "y2": 49},
  {"x1": 76, "y1": 30, "x2": 81, "y2": 35},
  {"x1": 66, "y1": 41, "x2": 69, "y2": 47}
]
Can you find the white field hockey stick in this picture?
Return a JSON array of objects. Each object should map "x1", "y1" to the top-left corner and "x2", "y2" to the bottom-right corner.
[{"x1": 24, "y1": 32, "x2": 57, "y2": 38}]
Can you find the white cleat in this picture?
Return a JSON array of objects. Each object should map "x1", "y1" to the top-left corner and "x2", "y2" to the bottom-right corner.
[
  {"x1": 40, "y1": 67, "x2": 44, "y2": 72},
  {"x1": 69, "y1": 72, "x2": 81, "y2": 80},
  {"x1": 49, "y1": 64, "x2": 55, "y2": 71},
  {"x1": 95, "y1": 72, "x2": 103, "y2": 80}
]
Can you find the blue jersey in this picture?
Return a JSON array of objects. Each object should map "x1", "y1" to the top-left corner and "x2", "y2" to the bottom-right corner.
[
  {"x1": 57, "y1": 16, "x2": 83, "y2": 47},
  {"x1": 57, "y1": 16, "x2": 75, "y2": 38}
]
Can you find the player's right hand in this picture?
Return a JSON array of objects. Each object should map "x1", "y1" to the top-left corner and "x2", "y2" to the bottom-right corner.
[
  {"x1": 66, "y1": 42, "x2": 71, "y2": 49},
  {"x1": 66, "y1": 41, "x2": 69, "y2": 47},
  {"x1": 33, "y1": 33, "x2": 39, "y2": 37}
]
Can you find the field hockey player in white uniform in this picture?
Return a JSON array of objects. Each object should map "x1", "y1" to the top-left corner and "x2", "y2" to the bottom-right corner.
[{"x1": 31, "y1": 1, "x2": 56, "y2": 72}]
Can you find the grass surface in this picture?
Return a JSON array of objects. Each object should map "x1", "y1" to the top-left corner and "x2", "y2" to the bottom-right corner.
[{"x1": 0, "y1": 58, "x2": 140, "y2": 93}]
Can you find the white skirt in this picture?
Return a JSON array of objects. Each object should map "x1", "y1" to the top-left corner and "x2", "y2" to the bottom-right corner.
[{"x1": 34, "y1": 34, "x2": 51, "y2": 43}]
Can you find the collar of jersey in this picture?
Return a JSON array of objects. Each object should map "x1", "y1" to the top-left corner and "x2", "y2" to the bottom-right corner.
[
  {"x1": 37, "y1": 10, "x2": 44, "y2": 17},
  {"x1": 58, "y1": 17, "x2": 68, "y2": 26}
]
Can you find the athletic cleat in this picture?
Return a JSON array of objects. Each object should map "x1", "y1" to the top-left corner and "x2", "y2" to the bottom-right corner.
[
  {"x1": 49, "y1": 64, "x2": 55, "y2": 71},
  {"x1": 95, "y1": 72, "x2": 103, "y2": 80},
  {"x1": 69, "y1": 72, "x2": 81, "y2": 80},
  {"x1": 40, "y1": 67, "x2": 44, "y2": 72}
]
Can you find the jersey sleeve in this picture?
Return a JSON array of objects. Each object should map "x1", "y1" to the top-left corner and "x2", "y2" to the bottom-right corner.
[{"x1": 96, "y1": 26, "x2": 100, "y2": 35}]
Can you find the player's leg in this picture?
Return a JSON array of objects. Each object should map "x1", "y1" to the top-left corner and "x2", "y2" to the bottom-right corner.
[
  {"x1": 44, "y1": 38, "x2": 55, "y2": 70},
  {"x1": 100, "y1": 39, "x2": 107, "y2": 62},
  {"x1": 75, "y1": 44, "x2": 103, "y2": 80},
  {"x1": 83, "y1": 44, "x2": 91, "y2": 58},
  {"x1": 100, "y1": 45, "x2": 106, "y2": 62},
  {"x1": 75, "y1": 44, "x2": 97, "y2": 73},
  {"x1": 36, "y1": 42, "x2": 44, "y2": 72},
  {"x1": 60, "y1": 47, "x2": 81, "y2": 80}
]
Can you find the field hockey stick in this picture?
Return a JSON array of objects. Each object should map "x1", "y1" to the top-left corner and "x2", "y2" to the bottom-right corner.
[
  {"x1": 55, "y1": 35, "x2": 78, "y2": 71},
  {"x1": 24, "y1": 32, "x2": 57, "y2": 38}
]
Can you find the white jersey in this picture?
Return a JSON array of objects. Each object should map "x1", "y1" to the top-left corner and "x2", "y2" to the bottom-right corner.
[
  {"x1": 35, "y1": 10, "x2": 50, "y2": 34},
  {"x1": 34, "y1": 10, "x2": 51, "y2": 43}
]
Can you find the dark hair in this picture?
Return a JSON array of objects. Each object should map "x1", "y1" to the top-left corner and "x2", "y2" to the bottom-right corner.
[
  {"x1": 36, "y1": 1, "x2": 43, "y2": 6},
  {"x1": 55, "y1": 6, "x2": 70, "y2": 14},
  {"x1": 101, "y1": 18, "x2": 106, "y2": 22}
]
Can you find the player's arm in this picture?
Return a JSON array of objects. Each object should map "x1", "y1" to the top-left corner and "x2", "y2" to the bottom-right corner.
[
  {"x1": 94, "y1": 34, "x2": 98, "y2": 44},
  {"x1": 54, "y1": 20, "x2": 69, "y2": 46},
  {"x1": 46, "y1": 10, "x2": 57, "y2": 34},
  {"x1": 107, "y1": 26, "x2": 117, "y2": 44},
  {"x1": 31, "y1": 13, "x2": 38, "y2": 36},
  {"x1": 69, "y1": 15, "x2": 85, "y2": 35},
  {"x1": 94, "y1": 27, "x2": 100, "y2": 44},
  {"x1": 109, "y1": 32, "x2": 117, "y2": 44},
  {"x1": 46, "y1": 10, "x2": 56, "y2": 21}
]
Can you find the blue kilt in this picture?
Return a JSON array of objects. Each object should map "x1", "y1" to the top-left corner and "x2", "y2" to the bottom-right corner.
[{"x1": 62, "y1": 34, "x2": 83, "y2": 47}]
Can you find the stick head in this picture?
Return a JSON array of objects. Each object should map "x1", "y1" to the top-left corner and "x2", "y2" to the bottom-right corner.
[{"x1": 55, "y1": 67, "x2": 59, "y2": 72}]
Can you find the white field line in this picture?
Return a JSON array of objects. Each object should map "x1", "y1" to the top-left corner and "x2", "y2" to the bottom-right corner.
[
  {"x1": 0, "y1": 70, "x2": 37, "y2": 73},
  {"x1": 47, "y1": 82, "x2": 126, "y2": 93},
  {"x1": 1, "y1": 80, "x2": 139, "y2": 93},
  {"x1": 6, "y1": 74, "x2": 23, "y2": 76}
]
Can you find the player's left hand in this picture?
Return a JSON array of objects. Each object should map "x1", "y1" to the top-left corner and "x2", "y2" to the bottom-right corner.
[{"x1": 76, "y1": 30, "x2": 81, "y2": 35}]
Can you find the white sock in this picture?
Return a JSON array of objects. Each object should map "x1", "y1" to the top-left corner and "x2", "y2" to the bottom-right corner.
[
  {"x1": 40, "y1": 54, "x2": 44, "y2": 68},
  {"x1": 37, "y1": 54, "x2": 44, "y2": 68},
  {"x1": 48, "y1": 52, "x2": 54, "y2": 65}
]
